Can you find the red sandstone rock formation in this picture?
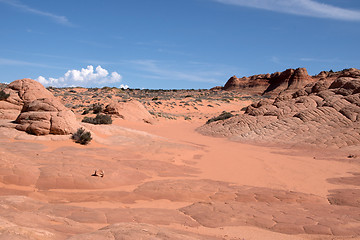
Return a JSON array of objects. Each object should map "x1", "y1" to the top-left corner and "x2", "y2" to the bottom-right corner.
[
  {"x1": 0, "y1": 78, "x2": 54, "y2": 119},
  {"x1": 104, "y1": 99, "x2": 154, "y2": 123},
  {"x1": 0, "y1": 78, "x2": 78, "y2": 135},
  {"x1": 15, "y1": 98, "x2": 78, "y2": 135},
  {"x1": 200, "y1": 69, "x2": 360, "y2": 149},
  {"x1": 222, "y1": 68, "x2": 360, "y2": 96}
]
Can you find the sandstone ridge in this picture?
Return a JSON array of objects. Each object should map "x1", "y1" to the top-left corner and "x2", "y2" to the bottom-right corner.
[
  {"x1": 199, "y1": 68, "x2": 360, "y2": 149},
  {"x1": 223, "y1": 68, "x2": 360, "y2": 96}
]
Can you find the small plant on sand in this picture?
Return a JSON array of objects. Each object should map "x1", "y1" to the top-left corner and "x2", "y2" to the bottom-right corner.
[
  {"x1": 0, "y1": 90, "x2": 10, "y2": 100},
  {"x1": 206, "y1": 111, "x2": 234, "y2": 124},
  {"x1": 71, "y1": 128, "x2": 92, "y2": 145},
  {"x1": 82, "y1": 114, "x2": 113, "y2": 125}
]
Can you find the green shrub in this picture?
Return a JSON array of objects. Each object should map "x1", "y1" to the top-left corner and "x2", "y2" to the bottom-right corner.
[
  {"x1": 71, "y1": 128, "x2": 92, "y2": 145},
  {"x1": 0, "y1": 90, "x2": 10, "y2": 100},
  {"x1": 82, "y1": 114, "x2": 112, "y2": 125},
  {"x1": 206, "y1": 111, "x2": 234, "y2": 124}
]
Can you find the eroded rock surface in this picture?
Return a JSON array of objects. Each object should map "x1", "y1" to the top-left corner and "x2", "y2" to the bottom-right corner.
[
  {"x1": 223, "y1": 68, "x2": 360, "y2": 96},
  {"x1": 0, "y1": 79, "x2": 78, "y2": 135},
  {"x1": 15, "y1": 97, "x2": 78, "y2": 135},
  {"x1": 0, "y1": 79, "x2": 54, "y2": 120},
  {"x1": 199, "y1": 71, "x2": 360, "y2": 149},
  {"x1": 68, "y1": 223, "x2": 220, "y2": 240}
]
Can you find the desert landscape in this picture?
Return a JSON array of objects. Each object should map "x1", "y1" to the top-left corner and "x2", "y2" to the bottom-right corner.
[{"x1": 0, "y1": 67, "x2": 359, "y2": 239}]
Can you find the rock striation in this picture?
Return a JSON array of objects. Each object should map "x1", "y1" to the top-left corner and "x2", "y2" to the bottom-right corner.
[
  {"x1": 199, "y1": 68, "x2": 360, "y2": 149},
  {"x1": 0, "y1": 78, "x2": 54, "y2": 119},
  {"x1": 15, "y1": 98, "x2": 78, "y2": 135},
  {"x1": 0, "y1": 78, "x2": 78, "y2": 135}
]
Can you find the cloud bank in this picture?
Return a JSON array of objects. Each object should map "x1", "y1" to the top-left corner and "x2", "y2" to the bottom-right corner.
[
  {"x1": 36, "y1": 65, "x2": 124, "y2": 88},
  {"x1": 0, "y1": 0, "x2": 72, "y2": 25},
  {"x1": 214, "y1": 0, "x2": 360, "y2": 21}
]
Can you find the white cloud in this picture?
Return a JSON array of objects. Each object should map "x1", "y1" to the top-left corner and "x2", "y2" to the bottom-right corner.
[
  {"x1": 120, "y1": 84, "x2": 129, "y2": 89},
  {"x1": 214, "y1": 0, "x2": 360, "y2": 21},
  {"x1": 36, "y1": 65, "x2": 125, "y2": 88},
  {"x1": 299, "y1": 57, "x2": 339, "y2": 63},
  {"x1": 0, "y1": 0, "x2": 72, "y2": 26}
]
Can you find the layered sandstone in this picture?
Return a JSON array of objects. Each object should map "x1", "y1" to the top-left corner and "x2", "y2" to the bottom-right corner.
[
  {"x1": 0, "y1": 79, "x2": 78, "y2": 135},
  {"x1": 15, "y1": 98, "x2": 78, "y2": 135},
  {"x1": 199, "y1": 70, "x2": 360, "y2": 149},
  {"x1": 223, "y1": 68, "x2": 360, "y2": 96},
  {"x1": 0, "y1": 78, "x2": 54, "y2": 119}
]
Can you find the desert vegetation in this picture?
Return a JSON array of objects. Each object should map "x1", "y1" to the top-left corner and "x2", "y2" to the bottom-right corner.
[
  {"x1": 82, "y1": 114, "x2": 113, "y2": 125},
  {"x1": 0, "y1": 90, "x2": 9, "y2": 100},
  {"x1": 206, "y1": 111, "x2": 234, "y2": 124},
  {"x1": 71, "y1": 127, "x2": 92, "y2": 145}
]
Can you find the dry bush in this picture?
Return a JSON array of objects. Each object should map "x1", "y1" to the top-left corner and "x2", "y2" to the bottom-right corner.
[
  {"x1": 206, "y1": 111, "x2": 234, "y2": 124},
  {"x1": 71, "y1": 128, "x2": 92, "y2": 145},
  {"x1": 82, "y1": 114, "x2": 113, "y2": 125}
]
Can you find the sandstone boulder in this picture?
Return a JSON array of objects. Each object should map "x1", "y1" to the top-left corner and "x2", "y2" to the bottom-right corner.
[
  {"x1": 15, "y1": 98, "x2": 78, "y2": 135},
  {"x1": 0, "y1": 79, "x2": 54, "y2": 120},
  {"x1": 0, "y1": 79, "x2": 79, "y2": 135},
  {"x1": 104, "y1": 99, "x2": 153, "y2": 123}
]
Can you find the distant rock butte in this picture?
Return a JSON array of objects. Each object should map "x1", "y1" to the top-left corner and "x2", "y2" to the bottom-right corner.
[
  {"x1": 0, "y1": 79, "x2": 78, "y2": 135},
  {"x1": 222, "y1": 68, "x2": 360, "y2": 95},
  {"x1": 200, "y1": 68, "x2": 360, "y2": 149}
]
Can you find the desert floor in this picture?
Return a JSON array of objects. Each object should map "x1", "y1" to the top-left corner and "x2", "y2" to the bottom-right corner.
[{"x1": 0, "y1": 95, "x2": 360, "y2": 239}]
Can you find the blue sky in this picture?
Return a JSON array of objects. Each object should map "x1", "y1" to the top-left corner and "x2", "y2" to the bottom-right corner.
[{"x1": 0, "y1": 0, "x2": 359, "y2": 89}]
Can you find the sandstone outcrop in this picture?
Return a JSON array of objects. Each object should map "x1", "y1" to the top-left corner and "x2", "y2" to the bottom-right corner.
[
  {"x1": 0, "y1": 78, "x2": 78, "y2": 135},
  {"x1": 222, "y1": 68, "x2": 360, "y2": 96},
  {"x1": 0, "y1": 78, "x2": 54, "y2": 119},
  {"x1": 199, "y1": 70, "x2": 360, "y2": 149},
  {"x1": 104, "y1": 99, "x2": 153, "y2": 123},
  {"x1": 15, "y1": 98, "x2": 78, "y2": 135}
]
